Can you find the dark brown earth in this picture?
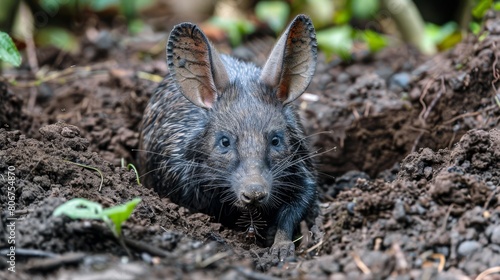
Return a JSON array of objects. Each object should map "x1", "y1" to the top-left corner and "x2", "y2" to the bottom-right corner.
[{"x1": 1, "y1": 10, "x2": 500, "y2": 280}]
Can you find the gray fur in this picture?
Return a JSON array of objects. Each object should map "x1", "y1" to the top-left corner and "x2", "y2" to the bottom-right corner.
[{"x1": 139, "y1": 15, "x2": 319, "y2": 261}]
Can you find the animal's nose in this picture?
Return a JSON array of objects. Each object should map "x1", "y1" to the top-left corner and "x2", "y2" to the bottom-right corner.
[{"x1": 240, "y1": 184, "x2": 268, "y2": 205}]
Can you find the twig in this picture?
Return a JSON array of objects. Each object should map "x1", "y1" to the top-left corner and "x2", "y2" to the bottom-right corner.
[
  {"x1": 305, "y1": 239, "x2": 324, "y2": 254},
  {"x1": 24, "y1": 252, "x2": 86, "y2": 272},
  {"x1": 0, "y1": 248, "x2": 57, "y2": 258},
  {"x1": 124, "y1": 237, "x2": 174, "y2": 258},
  {"x1": 352, "y1": 107, "x2": 360, "y2": 120},
  {"x1": 198, "y1": 251, "x2": 231, "y2": 268},
  {"x1": 137, "y1": 71, "x2": 163, "y2": 83},
  {"x1": 476, "y1": 266, "x2": 500, "y2": 280},
  {"x1": 440, "y1": 204, "x2": 454, "y2": 232},
  {"x1": 352, "y1": 252, "x2": 371, "y2": 274},
  {"x1": 392, "y1": 243, "x2": 408, "y2": 272},
  {"x1": 430, "y1": 253, "x2": 446, "y2": 272},
  {"x1": 491, "y1": 42, "x2": 499, "y2": 94},
  {"x1": 423, "y1": 77, "x2": 445, "y2": 120},
  {"x1": 373, "y1": 237, "x2": 382, "y2": 251},
  {"x1": 442, "y1": 104, "x2": 498, "y2": 125},
  {"x1": 483, "y1": 188, "x2": 498, "y2": 209},
  {"x1": 418, "y1": 78, "x2": 434, "y2": 125}
]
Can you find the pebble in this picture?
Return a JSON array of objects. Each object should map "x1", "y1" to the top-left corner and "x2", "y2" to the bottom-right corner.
[
  {"x1": 457, "y1": 240, "x2": 481, "y2": 257},
  {"x1": 346, "y1": 202, "x2": 356, "y2": 215},
  {"x1": 490, "y1": 225, "x2": 500, "y2": 244},
  {"x1": 390, "y1": 72, "x2": 411, "y2": 89},
  {"x1": 424, "y1": 166, "x2": 433, "y2": 179},
  {"x1": 336, "y1": 72, "x2": 350, "y2": 83},
  {"x1": 393, "y1": 200, "x2": 407, "y2": 223}
]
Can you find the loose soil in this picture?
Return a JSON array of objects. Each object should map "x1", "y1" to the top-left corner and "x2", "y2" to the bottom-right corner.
[{"x1": 1, "y1": 10, "x2": 500, "y2": 280}]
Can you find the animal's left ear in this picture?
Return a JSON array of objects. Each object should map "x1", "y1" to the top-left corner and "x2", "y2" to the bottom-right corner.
[{"x1": 260, "y1": 14, "x2": 317, "y2": 104}]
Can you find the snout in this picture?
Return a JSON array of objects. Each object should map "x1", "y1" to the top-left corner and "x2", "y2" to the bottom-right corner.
[{"x1": 240, "y1": 183, "x2": 269, "y2": 206}]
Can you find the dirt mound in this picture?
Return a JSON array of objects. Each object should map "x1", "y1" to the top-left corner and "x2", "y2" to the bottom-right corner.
[
  {"x1": 314, "y1": 128, "x2": 499, "y2": 279},
  {"x1": 305, "y1": 11, "x2": 500, "y2": 179},
  {"x1": 1, "y1": 125, "x2": 498, "y2": 279}
]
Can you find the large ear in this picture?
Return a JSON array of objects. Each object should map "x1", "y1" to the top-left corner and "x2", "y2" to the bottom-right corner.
[
  {"x1": 260, "y1": 14, "x2": 317, "y2": 104},
  {"x1": 167, "y1": 23, "x2": 230, "y2": 108}
]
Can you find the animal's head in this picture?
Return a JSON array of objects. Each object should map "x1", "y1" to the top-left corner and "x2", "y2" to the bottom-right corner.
[{"x1": 167, "y1": 15, "x2": 317, "y2": 209}]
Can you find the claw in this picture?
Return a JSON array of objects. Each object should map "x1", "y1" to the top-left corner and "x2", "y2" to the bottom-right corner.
[{"x1": 270, "y1": 240, "x2": 295, "y2": 262}]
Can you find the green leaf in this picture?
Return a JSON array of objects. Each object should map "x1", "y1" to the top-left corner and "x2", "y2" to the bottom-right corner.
[
  {"x1": 424, "y1": 22, "x2": 458, "y2": 45},
  {"x1": 351, "y1": 0, "x2": 379, "y2": 19},
  {"x1": 437, "y1": 31, "x2": 462, "y2": 50},
  {"x1": 469, "y1": 22, "x2": 481, "y2": 35},
  {"x1": 316, "y1": 25, "x2": 353, "y2": 60},
  {"x1": 255, "y1": 1, "x2": 290, "y2": 33},
  {"x1": 359, "y1": 30, "x2": 387, "y2": 52},
  {"x1": 0, "y1": 32, "x2": 22, "y2": 67},
  {"x1": 36, "y1": 27, "x2": 79, "y2": 54},
  {"x1": 333, "y1": 9, "x2": 352, "y2": 25},
  {"x1": 495, "y1": 1, "x2": 500, "y2": 10},
  {"x1": 102, "y1": 198, "x2": 141, "y2": 237},
  {"x1": 472, "y1": 0, "x2": 492, "y2": 19},
  {"x1": 53, "y1": 198, "x2": 104, "y2": 220},
  {"x1": 128, "y1": 18, "x2": 144, "y2": 35}
]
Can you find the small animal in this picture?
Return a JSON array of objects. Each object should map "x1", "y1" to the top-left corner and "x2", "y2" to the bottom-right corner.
[{"x1": 139, "y1": 14, "x2": 319, "y2": 261}]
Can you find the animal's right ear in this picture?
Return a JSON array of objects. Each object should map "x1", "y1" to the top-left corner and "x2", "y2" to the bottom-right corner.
[{"x1": 167, "y1": 23, "x2": 230, "y2": 108}]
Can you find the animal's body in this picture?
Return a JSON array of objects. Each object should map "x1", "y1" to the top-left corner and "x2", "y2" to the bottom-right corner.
[{"x1": 139, "y1": 14, "x2": 319, "y2": 260}]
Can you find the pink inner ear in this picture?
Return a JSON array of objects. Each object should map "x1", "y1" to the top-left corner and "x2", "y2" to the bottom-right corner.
[
  {"x1": 167, "y1": 23, "x2": 229, "y2": 109},
  {"x1": 277, "y1": 81, "x2": 290, "y2": 102},
  {"x1": 259, "y1": 14, "x2": 317, "y2": 105},
  {"x1": 202, "y1": 91, "x2": 214, "y2": 108}
]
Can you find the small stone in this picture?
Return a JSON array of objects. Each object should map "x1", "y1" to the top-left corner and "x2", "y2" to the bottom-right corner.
[
  {"x1": 490, "y1": 226, "x2": 500, "y2": 244},
  {"x1": 424, "y1": 166, "x2": 433, "y2": 179},
  {"x1": 457, "y1": 240, "x2": 481, "y2": 257},
  {"x1": 390, "y1": 72, "x2": 411, "y2": 89},
  {"x1": 61, "y1": 126, "x2": 78, "y2": 138},
  {"x1": 330, "y1": 273, "x2": 347, "y2": 280},
  {"x1": 347, "y1": 202, "x2": 356, "y2": 215},
  {"x1": 336, "y1": 72, "x2": 350, "y2": 83},
  {"x1": 393, "y1": 200, "x2": 407, "y2": 223}
]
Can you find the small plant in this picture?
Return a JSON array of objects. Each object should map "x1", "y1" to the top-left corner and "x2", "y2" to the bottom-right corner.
[
  {"x1": 121, "y1": 158, "x2": 141, "y2": 185},
  {"x1": 53, "y1": 197, "x2": 142, "y2": 238},
  {"x1": 0, "y1": 31, "x2": 21, "y2": 67},
  {"x1": 63, "y1": 160, "x2": 104, "y2": 191}
]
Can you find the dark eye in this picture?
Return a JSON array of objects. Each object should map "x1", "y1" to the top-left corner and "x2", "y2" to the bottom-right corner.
[
  {"x1": 220, "y1": 136, "x2": 231, "y2": 147},
  {"x1": 271, "y1": 136, "x2": 280, "y2": 146}
]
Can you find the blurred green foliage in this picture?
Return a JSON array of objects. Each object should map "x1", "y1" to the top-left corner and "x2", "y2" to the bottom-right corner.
[
  {"x1": 351, "y1": 0, "x2": 379, "y2": 19},
  {"x1": 209, "y1": 16, "x2": 256, "y2": 46},
  {"x1": 36, "y1": 27, "x2": 79, "y2": 53},
  {"x1": 0, "y1": 31, "x2": 22, "y2": 66},
  {"x1": 1, "y1": 0, "x2": 155, "y2": 59},
  {"x1": 1, "y1": 0, "x2": 499, "y2": 63},
  {"x1": 472, "y1": 0, "x2": 493, "y2": 19},
  {"x1": 316, "y1": 25, "x2": 353, "y2": 60},
  {"x1": 359, "y1": 29, "x2": 387, "y2": 52},
  {"x1": 255, "y1": 1, "x2": 290, "y2": 33}
]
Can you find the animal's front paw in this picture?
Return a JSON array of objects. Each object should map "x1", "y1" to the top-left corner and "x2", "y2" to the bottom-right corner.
[{"x1": 270, "y1": 239, "x2": 295, "y2": 262}]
